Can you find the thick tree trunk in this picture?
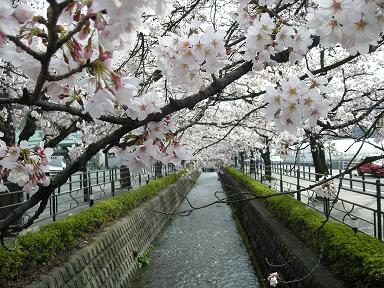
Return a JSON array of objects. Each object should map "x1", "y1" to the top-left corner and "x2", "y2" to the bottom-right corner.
[
  {"x1": 168, "y1": 163, "x2": 175, "y2": 173},
  {"x1": 239, "y1": 152, "x2": 245, "y2": 173},
  {"x1": 120, "y1": 167, "x2": 132, "y2": 189},
  {"x1": 155, "y1": 161, "x2": 163, "y2": 179},
  {"x1": 310, "y1": 136, "x2": 329, "y2": 181},
  {"x1": 250, "y1": 150, "x2": 255, "y2": 174},
  {"x1": 261, "y1": 146, "x2": 272, "y2": 181}
]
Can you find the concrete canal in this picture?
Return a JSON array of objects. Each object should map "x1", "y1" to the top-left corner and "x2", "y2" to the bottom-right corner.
[{"x1": 133, "y1": 172, "x2": 259, "y2": 288}]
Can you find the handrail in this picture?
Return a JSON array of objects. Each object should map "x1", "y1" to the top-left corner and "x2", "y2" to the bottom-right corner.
[
  {"x1": 236, "y1": 161, "x2": 384, "y2": 241},
  {"x1": 0, "y1": 165, "x2": 178, "y2": 229}
]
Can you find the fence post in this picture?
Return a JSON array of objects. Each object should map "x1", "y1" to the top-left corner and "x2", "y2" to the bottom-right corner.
[
  {"x1": 296, "y1": 168, "x2": 301, "y2": 201},
  {"x1": 139, "y1": 173, "x2": 142, "y2": 187},
  {"x1": 260, "y1": 163, "x2": 263, "y2": 183},
  {"x1": 89, "y1": 171, "x2": 94, "y2": 207},
  {"x1": 324, "y1": 198, "x2": 330, "y2": 217},
  {"x1": 349, "y1": 171, "x2": 353, "y2": 189},
  {"x1": 256, "y1": 162, "x2": 259, "y2": 179},
  {"x1": 69, "y1": 175, "x2": 72, "y2": 191},
  {"x1": 56, "y1": 186, "x2": 60, "y2": 216},
  {"x1": 111, "y1": 170, "x2": 115, "y2": 197},
  {"x1": 83, "y1": 167, "x2": 89, "y2": 202},
  {"x1": 376, "y1": 179, "x2": 382, "y2": 241},
  {"x1": 89, "y1": 193, "x2": 94, "y2": 206},
  {"x1": 280, "y1": 163, "x2": 283, "y2": 193},
  {"x1": 79, "y1": 172, "x2": 82, "y2": 193},
  {"x1": 362, "y1": 173, "x2": 366, "y2": 192},
  {"x1": 52, "y1": 190, "x2": 56, "y2": 222},
  {"x1": 146, "y1": 174, "x2": 150, "y2": 184}
]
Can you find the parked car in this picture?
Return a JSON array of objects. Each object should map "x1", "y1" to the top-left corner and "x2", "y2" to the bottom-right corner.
[
  {"x1": 48, "y1": 156, "x2": 66, "y2": 173},
  {"x1": 356, "y1": 159, "x2": 384, "y2": 177},
  {"x1": 271, "y1": 155, "x2": 283, "y2": 163},
  {"x1": 202, "y1": 166, "x2": 215, "y2": 172}
]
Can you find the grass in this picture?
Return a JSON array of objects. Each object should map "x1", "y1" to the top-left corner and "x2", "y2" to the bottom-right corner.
[
  {"x1": 0, "y1": 170, "x2": 188, "y2": 287},
  {"x1": 225, "y1": 167, "x2": 384, "y2": 288}
]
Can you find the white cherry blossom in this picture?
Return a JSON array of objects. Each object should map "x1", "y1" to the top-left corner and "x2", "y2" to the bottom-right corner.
[
  {"x1": 83, "y1": 88, "x2": 115, "y2": 119},
  {"x1": 14, "y1": 4, "x2": 34, "y2": 24},
  {"x1": 0, "y1": 2, "x2": 19, "y2": 37}
]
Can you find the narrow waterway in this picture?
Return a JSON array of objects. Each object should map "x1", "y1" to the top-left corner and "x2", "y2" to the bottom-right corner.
[{"x1": 133, "y1": 172, "x2": 259, "y2": 288}]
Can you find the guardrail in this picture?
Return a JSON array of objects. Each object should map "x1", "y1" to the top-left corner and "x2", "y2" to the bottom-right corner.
[
  {"x1": 0, "y1": 165, "x2": 176, "y2": 229},
  {"x1": 236, "y1": 161, "x2": 384, "y2": 241}
]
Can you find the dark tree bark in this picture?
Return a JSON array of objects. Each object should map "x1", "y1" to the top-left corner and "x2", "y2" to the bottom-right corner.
[
  {"x1": 168, "y1": 163, "x2": 176, "y2": 173},
  {"x1": 239, "y1": 151, "x2": 245, "y2": 173},
  {"x1": 155, "y1": 161, "x2": 163, "y2": 179},
  {"x1": 250, "y1": 150, "x2": 255, "y2": 174},
  {"x1": 120, "y1": 167, "x2": 132, "y2": 189},
  {"x1": 309, "y1": 135, "x2": 329, "y2": 181},
  {"x1": 18, "y1": 112, "x2": 37, "y2": 144},
  {"x1": 261, "y1": 146, "x2": 272, "y2": 181}
]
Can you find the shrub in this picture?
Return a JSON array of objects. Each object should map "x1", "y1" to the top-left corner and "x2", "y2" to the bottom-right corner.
[
  {"x1": 225, "y1": 167, "x2": 384, "y2": 288},
  {"x1": 0, "y1": 170, "x2": 187, "y2": 286}
]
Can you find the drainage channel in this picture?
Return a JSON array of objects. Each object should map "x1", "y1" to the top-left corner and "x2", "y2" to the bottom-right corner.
[{"x1": 132, "y1": 172, "x2": 259, "y2": 288}]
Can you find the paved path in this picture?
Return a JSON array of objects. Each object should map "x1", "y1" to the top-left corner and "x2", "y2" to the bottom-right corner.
[
  {"x1": 133, "y1": 172, "x2": 259, "y2": 288},
  {"x1": 266, "y1": 169, "x2": 382, "y2": 236}
]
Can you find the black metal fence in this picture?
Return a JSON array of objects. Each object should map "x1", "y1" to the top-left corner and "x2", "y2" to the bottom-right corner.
[
  {"x1": 0, "y1": 164, "x2": 176, "y2": 229},
  {"x1": 237, "y1": 161, "x2": 384, "y2": 241}
]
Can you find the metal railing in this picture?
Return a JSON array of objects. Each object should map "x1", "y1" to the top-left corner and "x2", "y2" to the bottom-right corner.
[
  {"x1": 0, "y1": 164, "x2": 177, "y2": 229},
  {"x1": 236, "y1": 161, "x2": 384, "y2": 241}
]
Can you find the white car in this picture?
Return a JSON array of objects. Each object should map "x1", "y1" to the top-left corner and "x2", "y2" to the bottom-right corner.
[
  {"x1": 270, "y1": 155, "x2": 283, "y2": 163},
  {"x1": 48, "y1": 156, "x2": 66, "y2": 172}
]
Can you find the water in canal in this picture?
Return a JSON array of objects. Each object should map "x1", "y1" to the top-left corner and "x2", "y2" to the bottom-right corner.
[{"x1": 132, "y1": 172, "x2": 259, "y2": 288}]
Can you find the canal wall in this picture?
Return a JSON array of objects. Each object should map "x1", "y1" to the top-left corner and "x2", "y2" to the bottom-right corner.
[
  {"x1": 220, "y1": 170, "x2": 344, "y2": 288},
  {"x1": 28, "y1": 172, "x2": 198, "y2": 288}
]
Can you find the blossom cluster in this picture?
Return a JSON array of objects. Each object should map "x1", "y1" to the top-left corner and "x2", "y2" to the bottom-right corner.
[
  {"x1": 313, "y1": 175, "x2": 337, "y2": 199},
  {"x1": 0, "y1": 0, "x2": 194, "y2": 181},
  {"x1": 272, "y1": 132, "x2": 299, "y2": 156},
  {"x1": 116, "y1": 116, "x2": 192, "y2": 174},
  {"x1": 0, "y1": 0, "x2": 169, "y2": 51},
  {"x1": 308, "y1": 0, "x2": 384, "y2": 54},
  {"x1": 268, "y1": 272, "x2": 279, "y2": 287},
  {"x1": 0, "y1": 134, "x2": 53, "y2": 192},
  {"x1": 68, "y1": 144, "x2": 84, "y2": 162},
  {"x1": 264, "y1": 74, "x2": 329, "y2": 134},
  {"x1": 235, "y1": 2, "x2": 313, "y2": 70},
  {"x1": 236, "y1": 0, "x2": 384, "y2": 69},
  {"x1": 0, "y1": 1, "x2": 168, "y2": 121},
  {"x1": 154, "y1": 21, "x2": 230, "y2": 92},
  {"x1": 0, "y1": 2, "x2": 33, "y2": 46}
]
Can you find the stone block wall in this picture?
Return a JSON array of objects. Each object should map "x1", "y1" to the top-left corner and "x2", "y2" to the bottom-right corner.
[
  {"x1": 28, "y1": 172, "x2": 198, "y2": 288},
  {"x1": 220, "y1": 171, "x2": 344, "y2": 288}
]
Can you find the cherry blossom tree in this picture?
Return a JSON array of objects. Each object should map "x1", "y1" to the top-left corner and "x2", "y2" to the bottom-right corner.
[{"x1": 0, "y1": 0, "x2": 383, "y2": 257}]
